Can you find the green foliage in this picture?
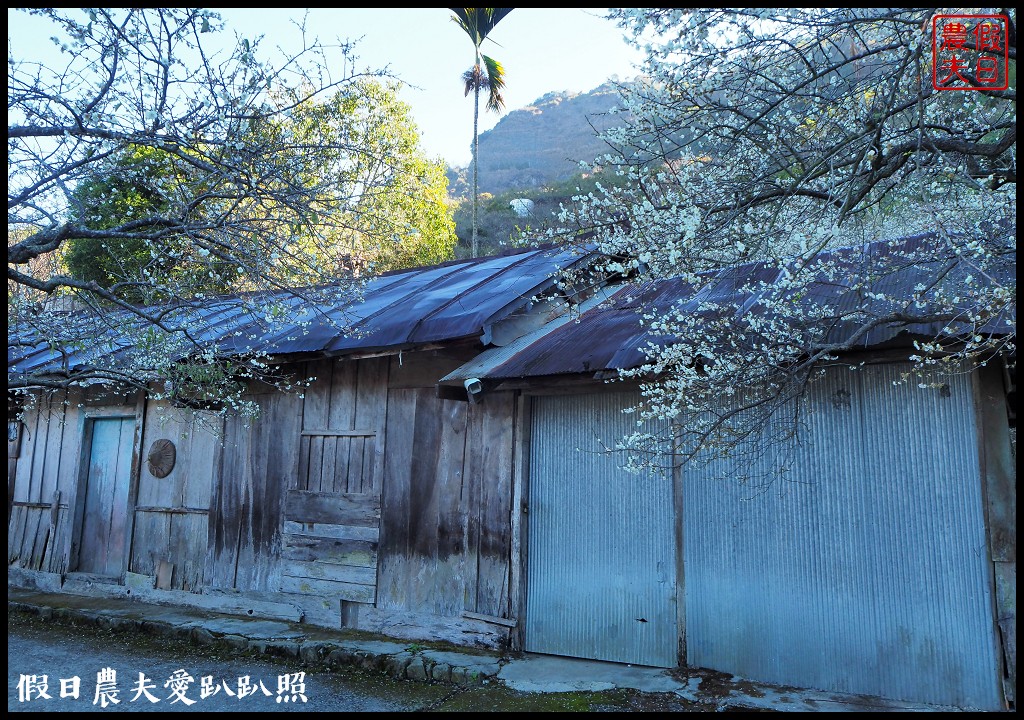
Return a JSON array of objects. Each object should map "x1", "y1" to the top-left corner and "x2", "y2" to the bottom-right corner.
[
  {"x1": 63, "y1": 145, "x2": 235, "y2": 303},
  {"x1": 451, "y1": 8, "x2": 514, "y2": 258},
  {"x1": 11, "y1": 9, "x2": 446, "y2": 404},
  {"x1": 451, "y1": 168, "x2": 631, "y2": 256},
  {"x1": 450, "y1": 9, "x2": 515, "y2": 46},
  {"x1": 451, "y1": 7, "x2": 514, "y2": 111},
  {"x1": 341, "y1": 81, "x2": 457, "y2": 271},
  {"x1": 228, "y1": 78, "x2": 456, "y2": 274},
  {"x1": 62, "y1": 81, "x2": 456, "y2": 301}
]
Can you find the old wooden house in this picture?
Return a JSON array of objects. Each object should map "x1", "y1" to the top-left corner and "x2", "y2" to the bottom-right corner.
[{"x1": 8, "y1": 235, "x2": 1016, "y2": 710}]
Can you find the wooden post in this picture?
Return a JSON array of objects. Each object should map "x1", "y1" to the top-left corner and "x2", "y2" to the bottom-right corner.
[
  {"x1": 509, "y1": 392, "x2": 531, "y2": 651},
  {"x1": 8, "y1": 420, "x2": 22, "y2": 526},
  {"x1": 974, "y1": 365, "x2": 1016, "y2": 709}
]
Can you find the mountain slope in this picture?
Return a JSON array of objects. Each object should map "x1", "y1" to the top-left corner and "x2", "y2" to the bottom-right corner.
[{"x1": 447, "y1": 81, "x2": 631, "y2": 199}]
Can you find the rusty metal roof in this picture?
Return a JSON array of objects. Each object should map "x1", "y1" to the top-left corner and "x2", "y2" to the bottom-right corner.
[
  {"x1": 460, "y1": 233, "x2": 1016, "y2": 381},
  {"x1": 9, "y1": 233, "x2": 1015, "y2": 384},
  {"x1": 8, "y1": 244, "x2": 595, "y2": 378}
]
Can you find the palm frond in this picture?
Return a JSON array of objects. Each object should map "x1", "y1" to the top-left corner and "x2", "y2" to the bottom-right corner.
[
  {"x1": 449, "y1": 8, "x2": 514, "y2": 47},
  {"x1": 481, "y1": 54, "x2": 506, "y2": 112},
  {"x1": 462, "y1": 65, "x2": 485, "y2": 97},
  {"x1": 450, "y1": 8, "x2": 475, "y2": 42}
]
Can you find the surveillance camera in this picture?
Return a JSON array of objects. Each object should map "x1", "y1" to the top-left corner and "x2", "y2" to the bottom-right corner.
[{"x1": 464, "y1": 378, "x2": 483, "y2": 395}]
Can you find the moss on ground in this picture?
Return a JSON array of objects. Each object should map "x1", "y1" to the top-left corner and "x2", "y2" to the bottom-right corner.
[{"x1": 9, "y1": 607, "x2": 715, "y2": 712}]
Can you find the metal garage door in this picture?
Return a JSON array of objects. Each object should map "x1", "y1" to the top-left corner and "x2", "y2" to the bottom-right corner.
[
  {"x1": 684, "y1": 364, "x2": 1002, "y2": 708},
  {"x1": 525, "y1": 391, "x2": 677, "y2": 667}
]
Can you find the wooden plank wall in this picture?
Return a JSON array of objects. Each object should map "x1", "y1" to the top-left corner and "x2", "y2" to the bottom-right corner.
[
  {"x1": 8, "y1": 403, "x2": 23, "y2": 525},
  {"x1": 11, "y1": 347, "x2": 520, "y2": 648},
  {"x1": 280, "y1": 356, "x2": 388, "y2": 609},
  {"x1": 378, "y1": 387, "x2": 468, "y2": 615},
  {"x1": 206, "y1": 387, "x2": 301, "y2": 592},
  {"x1": 376, "y1": 349, "x2": 517, "y2": 626},
  {"x1": 130, "y1": 402, "x2": 222, "y2": 591},
  {"x1": 8, "y1": 391, "x2": 72, "y2": 572},
  {"x1": 8, "y1": 390, "x2": 139, "y2": 576},
  {"x1": 280, "y1": 490, "x2": 379, "y2": 602},
  {"x1": 294, "y1": 356, "x2": 388, "y2": 495},
  {"x1": 976, "y1": 366, "x2": 1016, "y2": 708},
  {"x1": 206, "y1": 356, "x2": 390, "y2": 605},
  {"x1": 463, "y1": 392, "x2": 516, "y2": 619}
]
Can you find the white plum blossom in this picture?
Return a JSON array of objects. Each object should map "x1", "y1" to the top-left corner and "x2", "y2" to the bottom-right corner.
[
  {"x1": 8, "y1": 9, "x2": 451, "y2": 418},
  {"x1": 550, "y1": 8, "x2": 1015, "y2": 478}
]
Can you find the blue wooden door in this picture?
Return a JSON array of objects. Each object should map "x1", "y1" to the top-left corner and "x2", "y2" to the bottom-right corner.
[{"x1": 78, "y1": 417, "x2": 135, "y2": 576}]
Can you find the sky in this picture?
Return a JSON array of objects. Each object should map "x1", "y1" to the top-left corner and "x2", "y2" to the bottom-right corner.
[
  {"x1": 8, "y1": 8, "x2": 645, "y2": 169},
  {"x1": 217, "y1": 8, "x2": 645, "y2": 168}
]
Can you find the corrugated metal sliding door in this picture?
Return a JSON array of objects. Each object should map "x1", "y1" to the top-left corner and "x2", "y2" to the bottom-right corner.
[
  {"x1": 526, "y1": 392, "x2": 677, "y2": 667},
  {"x1": 78, "y1": 417, "x2": 135, "y2": 576},
  {"x1": 684, "y1": 364, "x2": 1002, "y2": 709}
]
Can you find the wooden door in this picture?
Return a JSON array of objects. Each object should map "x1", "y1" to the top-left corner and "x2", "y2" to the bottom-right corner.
[
  {"x1": 77, "y1": 417, "x2": 135, "y2": 576},
  {"x1": 281, "y1": 429, "x2": 381, "y2": 603}
]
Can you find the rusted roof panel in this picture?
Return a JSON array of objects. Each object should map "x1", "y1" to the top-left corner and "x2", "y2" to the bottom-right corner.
[
  {"x1": 9, "y1": 244, "x2": 592, "y2": 377},
  {"x1": 476, "y1": 233, "x2": 1016, "y2": 380},
  {"x1": 328, "y1": 246, "x2": 580, "y2": 352}
]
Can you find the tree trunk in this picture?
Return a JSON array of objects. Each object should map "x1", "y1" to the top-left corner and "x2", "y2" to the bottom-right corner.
[{"x1": 472, "y1": 82, "x2": 480, "y2": 259}]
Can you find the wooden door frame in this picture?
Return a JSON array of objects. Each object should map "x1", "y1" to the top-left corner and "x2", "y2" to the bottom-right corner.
[{"x1": 68, "y1": 401, "x2": 144, "y2": 580}]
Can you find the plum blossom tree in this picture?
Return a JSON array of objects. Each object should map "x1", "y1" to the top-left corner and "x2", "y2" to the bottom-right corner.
[
  {"x1": 8, "y1": 8, "x2": 453, "y2": 413},
  {"x1": 550, "y1": 8, "x2": 1016, "y2": 473}
]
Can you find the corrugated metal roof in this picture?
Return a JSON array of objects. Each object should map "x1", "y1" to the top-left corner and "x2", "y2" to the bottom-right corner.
[
  {"x1": 439, "y1": 285, "x2": 621, "y2": 384},
  {"x1": 465, "y1": 233, "x2": 1016, "y2": 380},
  {"x1": 8, "y1": 244, "x2": 594, "y2": 378}
]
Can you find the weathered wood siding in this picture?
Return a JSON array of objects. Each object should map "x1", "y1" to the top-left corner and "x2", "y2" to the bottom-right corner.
[
  {"x1": 195, "y1": 349, "x2": 519, "y2": 639},
  {"x1": 295, "y1": 357, "x2": 388, "y2": 495},
  {"x1": 279, "y1": 356, "x2": 388, "y2": 612},
  {"x1": 377, "y1": 350, "x2": 517, "y2": 626},
  {"x1": 8, "y1": 390, "x2": 140, "y2": 576},
  {"x1": 976, "y1": 365, "x2": 1016, "y2": 707},
  {"x1": 8, "y1": 404, "x2": 24, "y2": 526},
  {"x1": 206, "y1": 387, "x2": 301, "y2": 592},
  {"x1": 11, "y1": 349, "x2": 520, "y2": 647},
  {"x1": 130, "y1": 402, "x2": 221, "y2": 591},
  {"x1": 204, "y1": 356, "x2": 390, "y2": 618},
  {"x1": 378, "y1": 387, "x2": 467, "y2": 615},
  {"x1": 9, "y1": 392, "x2": 74, "y2": 573},
  {"x1": 463, "y1": 392, "x2": 516, "y2": 619}
]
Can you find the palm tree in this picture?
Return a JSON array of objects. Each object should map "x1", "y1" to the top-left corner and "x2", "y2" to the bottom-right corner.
[{"x1": 450, "y1": 8, "x2": 513, "y2": 258}]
